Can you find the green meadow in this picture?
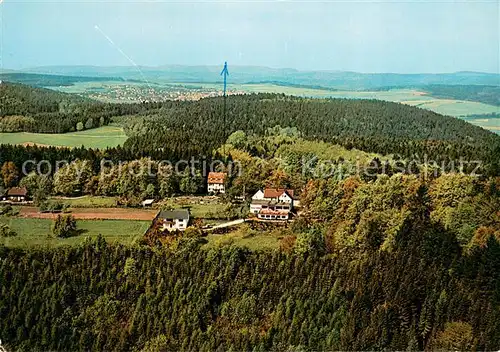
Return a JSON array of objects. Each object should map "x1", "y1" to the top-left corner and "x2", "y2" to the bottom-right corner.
[
  {"x1": 0, "y1": 125, "x2": 128, "y2": 148},
  {"x1": 0, "y1": 217, "x2": 150, "y2": 248},
  {"x1": 204, "y1": 227, "x2": 283, "y2": 251},
  {"x1": 49, "y1": 196, "x2": 118, "y2": 208}
]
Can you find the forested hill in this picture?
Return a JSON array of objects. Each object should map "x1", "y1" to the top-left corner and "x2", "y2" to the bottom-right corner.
[
  {"x1": 120, "y1": 94, "x2": 500, "y2": 172},
  {"x1": 121, "y1": 93, "x2": 500, "y2": 146},
  {"x1": 1, "y1": 85, "x2": 499, "y2": 173},
  {"x1": 0, "y1": 82, "x2": 120, "y2": 133},
  {"x1": 1, "y1": 82, "x2": 496, "y2": 144},
  {"x1": 0, "y1": 81, "x2": 89, "y2": 115}
]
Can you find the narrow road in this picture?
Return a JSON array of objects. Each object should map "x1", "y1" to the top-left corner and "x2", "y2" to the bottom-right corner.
[{"x1": 209, "y1": 219, "x2": 245, "y2": 230}]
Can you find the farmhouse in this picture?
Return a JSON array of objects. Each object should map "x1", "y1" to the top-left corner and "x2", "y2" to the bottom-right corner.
[
  {"x1": 159, "y1": 209, "x2": 190, "y2": 231},
  {"x1": 250, "y1": 188, "x2": 296, "y2": 220},
  {"x1": 207, "y1": 172, "x2": 226, "y2": 194},
  {"x1": 5, "y1": 187, "x2": 29, "y2": 202}
]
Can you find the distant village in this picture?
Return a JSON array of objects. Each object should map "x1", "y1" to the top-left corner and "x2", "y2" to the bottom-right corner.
[{"x1": 82, "y1": 84, "x2": 245, "y2": 103}]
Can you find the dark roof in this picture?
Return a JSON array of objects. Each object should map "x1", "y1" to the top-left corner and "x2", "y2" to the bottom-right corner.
[
  {"x1": 7, "y1": 187, "x2": 28, "y2": 197},
  {"x1": 158, "y1": 209, "x2": 190, "y2": 220}
]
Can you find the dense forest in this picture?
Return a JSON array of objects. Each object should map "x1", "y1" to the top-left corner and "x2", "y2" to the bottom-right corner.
[
  {"x1": 2, "y1": 89, "x2": 499, "y2": 175},
  {"x1": 1, "y1": 88, "x2": 500, "y2": 178},
  {"x1": 0, "y1": 82, "x2": 137, "y2": 133},
  {"x1": 2, "y1": 83, "x2": 499, "y2": 166},
  {"x1": 1, "y1": 82, "x2": 499, "y2": 351},
  {"x1": 0, "y1": 239, "x2": 498, "y2": 351},
  {"x1": 1, "y1": 174, "x2": 499, "y2": 350}
]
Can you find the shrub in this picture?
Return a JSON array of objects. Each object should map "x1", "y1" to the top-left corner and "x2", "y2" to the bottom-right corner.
[
  {"x1": 52, "y1": 214, "x2": 77, "y2": 238},
  {"x1": 39, "y1": 201, "x2": 67, "y2": 213},
  {"x1": 0, "y1": 205, "x2": 14, "y2": 216},
  {"x1": 0, "y1": 224, "x2": 17, "y2": 237}
]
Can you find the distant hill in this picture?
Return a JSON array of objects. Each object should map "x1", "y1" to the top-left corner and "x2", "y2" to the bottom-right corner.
[
  {"x1": 0, "y1": 81, "x2": 89, "y2": 116},
  {"x1": 0, "y1": 72, "x2": 132, "y2": 87},
  {"x1": 22, "y1": 65, "x2": 500, "y2": 90},
  {"x1": 0, "y1": 82, "x2": 116, "y2": 133}
]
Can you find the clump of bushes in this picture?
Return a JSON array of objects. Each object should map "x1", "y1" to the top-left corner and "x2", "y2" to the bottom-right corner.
[
  {"x1": 39, "y1": 201, "x2": 69, "y2": 213},
  {"x1": 0, "y1": 224, "x2": 17, "y2": 237},
  {"x1": 52, "y1": 214, "x2": 77, "y2": 238},
  {"x1": 0, "y1": 205, "x2": 18, "y2": 217}
]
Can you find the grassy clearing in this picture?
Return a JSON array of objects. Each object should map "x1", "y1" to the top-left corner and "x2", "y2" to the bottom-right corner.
[
  {"x1": 0, "y1": 217, "x2": 149, "y2": 248},
  {"x1": 50, "y1": 196, "x2": 117, "y2": 208},
  {"x1": 0, "y1": 126, "x2": 128, "y2": 148},
  {"x1": 204, "y1": 231, "x2": 282, "y2": 251},
  {"x1": 203, "y1": 223, "x2": 284, "y2": 251}
]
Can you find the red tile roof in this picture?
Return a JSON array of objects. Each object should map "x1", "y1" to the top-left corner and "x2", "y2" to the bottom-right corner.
[
  {"x1": 7, "y1": 187, "x2": 28, "y2": 197},
  {"x1": 208, "y1": 172, "x2": 226, "y2": 184},
  {"x1": 259, "y1": 209, "x2": 290, "y2": 216},
  {"x1": 263, "y1": 188, "x2": 294, "y2": 198}
]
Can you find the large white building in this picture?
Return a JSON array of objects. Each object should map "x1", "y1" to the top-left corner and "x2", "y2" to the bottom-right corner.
[
  {"x1": 207, "y1": 172, "x2": 227, "y2": 194},
  {"x1": 250, "y1": 188, "x2": 296, "y2": 221}
]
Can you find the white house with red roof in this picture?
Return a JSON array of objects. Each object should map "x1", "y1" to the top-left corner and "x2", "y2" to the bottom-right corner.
[
  {"x1": 250, "y1": 188, "x2": 296, "y2": 221},
  {"x1": 207, "y1": 172, "x2": 226, "y2": 194}
]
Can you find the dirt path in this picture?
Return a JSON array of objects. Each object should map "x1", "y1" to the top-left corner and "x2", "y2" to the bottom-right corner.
[
  {"x1": 209, "y1": 219, "x2": 245, "y2": 230},
  {"x1": 19, "y1": 207, "x2": 158, "y2": 221}
]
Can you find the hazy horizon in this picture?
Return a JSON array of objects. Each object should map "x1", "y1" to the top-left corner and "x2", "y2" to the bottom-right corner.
[
  {"x1": 4, "y1": 64, "x2": 500, "y2": 76},
  {"x1": 1, "y1": 0, "x2": 499, "y2": 74}
]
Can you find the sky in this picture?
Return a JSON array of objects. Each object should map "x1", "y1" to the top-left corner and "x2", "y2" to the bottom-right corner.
[{"x1": 0, "y1": 0, "x2": 499, "y2": 73}]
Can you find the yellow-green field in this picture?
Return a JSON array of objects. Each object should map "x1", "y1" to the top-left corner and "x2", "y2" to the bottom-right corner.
[
  {"x1": 403, "y1": 99, "x2": 499, "y2": 117},
  {"x1": 0, "y1": 126, "x2": 128, "y2": 148},
  {"x1": 0, "y1": 217, "x2": 150, "y2": 248},
  {"x1": 462, "y1": 116, "x2": 500, "y2": 134}
]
